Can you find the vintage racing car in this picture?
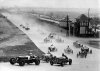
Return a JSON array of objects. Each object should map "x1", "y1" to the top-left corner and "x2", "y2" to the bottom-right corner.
[
  {"x1": 50, "y1": 54, "x2": 72, "y2": 66},
  {"x1": 64, "y1": 46, "x2": 73, "y2": 54},
  {"x1": 9, "y1": 55, "x2": 40, "y2": 66}
]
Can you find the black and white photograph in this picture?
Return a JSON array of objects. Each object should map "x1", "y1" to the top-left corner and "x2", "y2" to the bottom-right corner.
[{"x1": 0, "y1": 0, "x2": 100, "y2": 71}]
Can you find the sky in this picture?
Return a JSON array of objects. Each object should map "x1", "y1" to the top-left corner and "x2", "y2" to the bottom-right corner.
[{"x1": 0, "y1": 0, "x2": 99, "y2": 9}]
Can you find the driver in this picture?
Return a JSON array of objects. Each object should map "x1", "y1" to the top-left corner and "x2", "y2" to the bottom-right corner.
[
  {"x1": 67, "y1": 46, "x2": 70, "y2": 49},
  {"x1": 62, "y1": 53, "x2": 68, "y2": 59},
  {"x1": 50, "y1": 44, "x2": 54, "y2": 48}
]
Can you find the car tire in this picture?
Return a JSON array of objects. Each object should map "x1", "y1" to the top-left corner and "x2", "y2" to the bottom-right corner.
[
  {"x1": 27, "y1": 62, "x2": 30, "y2": 64},
  {"x1": 50, "y1": 61, "x2": 53, "y2": 65},
  {"x1": 69, "y1": 59, "x2": 72, "y2": 65},
  {"x1": 10, "y1": 58, "x2": 16, "y2": 65},
  {"x1": 72, "y1": 51, "x2": 73, "y2": 54},
  {"x1": 35, "y1": 59, "x2": 40, "y2": 65},
  {"x1": 85, "y1": 54, "x2": 87, "y2": 58},
  {"x1": 61, "y1": 62, "x2": 64, "y2": 67},
  {"x1": 90, "y1": 50, "x2": 92, "y2": 54},
  {"x1": 77, "y1": 54, "x2": 78, "y2": 58},
  {"x1": 19, "y1": 61, "x2": 25, "y2": 66},
  {"x1": 46, "y1": 58, "x2": 49, "y2": 63}
]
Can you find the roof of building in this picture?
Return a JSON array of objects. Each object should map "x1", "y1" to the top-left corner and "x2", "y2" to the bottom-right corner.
[{"x1": 76, "y1": 14, "x2": 89, "y2": 22}]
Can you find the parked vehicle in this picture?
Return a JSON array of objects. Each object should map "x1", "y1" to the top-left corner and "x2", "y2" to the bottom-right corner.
[{"x1": 9, "y1": 55, "x2": 40, "y2": 66}]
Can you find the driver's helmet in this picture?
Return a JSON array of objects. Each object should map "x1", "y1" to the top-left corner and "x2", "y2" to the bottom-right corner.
[
  {"x1": 47, "y1": 51, "x2": 51, "y2": 54},
  {"x1": 67, "y1": 46, "x2": 70, "y2": 49},
  {"x1": 50, "y1": 44, "x2": 54, "y2": 48},
  {"x1": 51, "y1": 44, "x2": 53, "y2": 46},
  {"x1": 62, "y1": 53, "x2": 65, "y2": 56}
]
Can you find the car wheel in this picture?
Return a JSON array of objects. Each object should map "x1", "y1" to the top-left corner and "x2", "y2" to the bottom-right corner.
[
  {"x1": 19, "y1": 61, "x2": 25, "y2": 66},
  {"x1": 35, "y1": 59, "x2": 40, "y2": 65},
  {"x1": 90, "y1": 50, "x2": 92, "y2": 54},
  {"x1": 69, "y1": 59, "x2": 72, "y2": 65},
  {"x1": 85, "y1": 54, "x2": 87, "y2": 58},
  {"x1": 77, "y1": 54, "x2": 78, "y2": 58},
  {"x1": 46, "y1": 58, "x2": 49, "y2": 63},
  {"x1": 50, "y1": 61, "x2": 53, "y2": 65},
  {"x1": 27, "y1": 62, "x2": 30, "y2": 64},
  {"x1": 61, "y1": 62, "x2": 64, "y2": 67},
  {"x1": 72, "y1": 50, "x2": 73, "y2": 54},
  {"x1": 10, "y1": 58, "x2": 16, "y2": 65}
]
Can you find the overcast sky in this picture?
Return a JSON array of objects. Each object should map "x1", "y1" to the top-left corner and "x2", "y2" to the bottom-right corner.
[{"x1": 0, "y1": 0, "x2": 99, "y2": 9}]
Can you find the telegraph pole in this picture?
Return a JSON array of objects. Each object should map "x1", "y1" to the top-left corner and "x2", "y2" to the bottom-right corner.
[
  {"x1": 66, "y1": 15, "x2": 70, "y2": 36},
  {"x1": 88, "y1": 8, "x2": 90, "y2": 27}
]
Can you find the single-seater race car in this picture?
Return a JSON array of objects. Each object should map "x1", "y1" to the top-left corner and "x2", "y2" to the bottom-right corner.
[
  {"x1": 81, "y1": 46, "x2": 92, "y2": 54},
  {"x1": 50, "y1": 53, "x2": 72, "y2": 67},
  {"x1": 48, "y1": 44, "x2": 57, "y2": 52},
  {"x1": 73, "y1": 41, "x2": 83, "y2": 48},
  {"x1": 41, "y1": 53, "x2": 53, "y2": 63},
  {"x1": 64, "y1": 46, "x2": 73, "y2": 54},
  {"x1": 9, "y1": 55, "x2": 40, "y2": 66}
]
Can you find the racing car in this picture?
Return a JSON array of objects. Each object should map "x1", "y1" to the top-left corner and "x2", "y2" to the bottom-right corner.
[
  {"x1": 81, "y1": 46, "x2": 92, "y2": 54},
  {"x1": 50, "y1": 54, "x2": 72, "y2": 66},
  {"x1": 48, "y1": 44, "x2": 57, "y2": 52},
  {"x1": 64, "y1": 46, "x2": 73, "y2": 54},
  {"x1": 9, "y1": 55, "x2": 40, "y2": 66},
  {"x1": 41, "y1": 53, "x2": 53, "y2": 63}
]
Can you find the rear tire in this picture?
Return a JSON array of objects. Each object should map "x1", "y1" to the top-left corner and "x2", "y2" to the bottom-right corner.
[
  {"x1": 27, "y1": 62, "x2": 30, "y2": 64},
  {"x1": 46, "y1": 58, "x2": 49, "y2": 63},
  {"x1": 90, "y1": 50, "x2": 92, "y2": 54},
  {"x1": 69, "y1": 59, "x2": 72, "y2": 65},
  {"x1": 61, "y1": 62, "x2": 64, "y2": 67},
  {"x1": 77, "y1": 54, "x2": 78, "y2": 58},
  {"x1": 72, "y1": 50, "x2": 73, "y2": 54},
  {"x1": 10, "y1": 58, "x2": 16, "y2": 65},
  {"x1": 85, "y1": 54, "x2": 87, "y2": 58}
]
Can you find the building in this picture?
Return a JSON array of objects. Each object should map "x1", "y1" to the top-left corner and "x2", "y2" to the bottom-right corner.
[{"x1": 74, "y1": 14, "x2": 94, "y2": 37}]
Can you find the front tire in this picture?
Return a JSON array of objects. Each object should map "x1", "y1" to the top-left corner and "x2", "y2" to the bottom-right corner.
[
  {"x1": 35, "y1": 59, "x2": 40, "y2": 65},
  {"x1": 19, "y1": 61, "x2": 25, "y2": 66},
  {"x1": 85, "y1": 54, "x2": 87, "y2": 58},
  {"x1": 69, "y1": 59, "x2": 72, "y2": 65},
  {"x1": 50, "y1": 60, "x2": 53, "y2": 65},
  {"x1": 46, "y1": 58, "x2": 49, "y2": 63},
  {"x1": 77, "y1": 54, "x2": 79, "y2": 58},
  {"x1": 90, "y1": 50, "x2": 92, "y2": 54},
  {"x1": 61, "y1": 62, "x2": 64, "y2": 67},
  {"x1": 10, "y1": 58, "x2": 16, "y2": 65}
]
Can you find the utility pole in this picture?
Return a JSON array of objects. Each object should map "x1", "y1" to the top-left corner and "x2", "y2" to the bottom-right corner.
[
  {"x1": 66, "y1": 15, "x2": 70, "y2": 36},
  {"x1": 88, "y1": 8, "x2": 90, "y2": 27}
]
